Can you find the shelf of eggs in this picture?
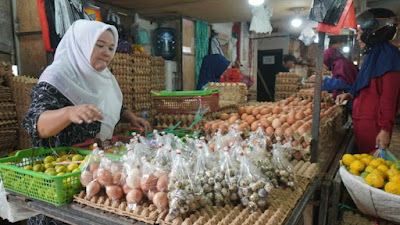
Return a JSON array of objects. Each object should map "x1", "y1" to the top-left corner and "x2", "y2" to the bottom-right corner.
[
  {"x1": 203, "y1": 95, "x2": 344, "y2": 161},
  {"x1": 208, "y1": 82, "x2": 247, "y2": 107},
  {"x1": 274, "y1": 73, "x2": 302, "y2": 101},
  {"x1": 150, "y1": 56, "x2": 166, "y2": 91},
  {"x1": 0, "y1": 62, "x2": 18, "y2": 156}
]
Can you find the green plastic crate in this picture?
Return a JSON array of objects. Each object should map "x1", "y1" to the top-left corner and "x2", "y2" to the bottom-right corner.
[
  {"x1": 0, "y1": 147, "x2": 91, "y2": 206},
  {"x1": 151, "y1": 89, "x2": 219, "y2": 97}
]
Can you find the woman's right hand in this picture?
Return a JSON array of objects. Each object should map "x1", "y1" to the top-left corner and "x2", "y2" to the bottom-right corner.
[
  {"x1": 335, "y1": 93, "x2": 353, "y2": 105},
  {"x1": 68, "y1": 104, "x2": 103, "y2": 124}
]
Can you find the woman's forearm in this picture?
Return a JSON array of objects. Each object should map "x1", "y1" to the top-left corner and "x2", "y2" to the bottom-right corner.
[
  {"x1": 120, "y1": 109, "x2": 137, "y2": 123},
  {"x1": 37, "y1": 107, "x2": 72, "y2": 138}
]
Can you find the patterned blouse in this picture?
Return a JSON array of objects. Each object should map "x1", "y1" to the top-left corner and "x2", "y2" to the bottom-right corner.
[{"x1": 22, "y1": 82, "x2": 125, "y2": 148}]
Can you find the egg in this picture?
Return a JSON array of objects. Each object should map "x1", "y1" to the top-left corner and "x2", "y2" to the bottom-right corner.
[
  {"x1": 260, "y1": 119, "x2": 270, "y2": 128},
  {"x1": 251, "y1": 121, "x2": 259, "y2": 131},
  {"x1": 238, "y1": 107, "x2": 246, "y2": 115},
  {"x1": 211, "y1": 122, "x2": 220, "y2": 131},
  {"x1": 238, "y1": 123, "x2": 248, "y2": 132},
  {"x1": 272, "y1": 118, "x2": 282, "y2": 129},
  {"x1": 153, "y1": 192, "x2": 169, "y2": 210},
  {"x1": 241, "y1": 113, "x2": 248, "y2": 120},
  {"x1": 110, "y1": 162, "x2": 123, "y2": 174},
  {"x1": 157, "y1": 175, "x2": 168, "y2": 192},
  {"x1": 141, "y1": 173, "x2": 158, "y2": 192},
  {"x1": 97, "y1": 169, "x2": 113, "y2": 186},
  {"x1": 302, "y1": 142, "x2": 309, "y2": 148},
  {"x1": 86, "y1": 181, "x2": 100, "y2": 199},
  {"x1": 292, "y1": 140, "x2": 299, "y2": 147},
  {"x1": 266, "y1": 127, "x2": 275, "y2": 136},
  {"x1": 126, "y1": 170, "x2": 141, "y2": 189},
  {"x1": 147, "y1": 190, "x2": 156, "y2": 201},
  {"x1": 122, "y1": 184, "x2": 133, "y2": 194},
  {"x1": 113, "y1": 171, "x2": 123, "y2": 185},
  {"x1": 228, "y1": 115, "x2": 239, "y2": 124},
  {"x1": 126, "y1": 189, "x2": 143, "y2": 204},
  {"x1": 287, "y1": 117, "x2": 295, "y2": 125},
  {"x1": 272, "y1": 108, "x2": 281, "y2": 114},
  {"x1": 284, "y1": 128, "x2": 294, "y2": 137},
  {"x1": 106, "y1": 185, "x2": 124, "y2": 200},
  {"x1": 90, "y1": 164, "x2": 99, "y2": 173},
  {"x1": 252, "y1": 108, "x2": 260, "y2": 116},
  {"x1": 204, "y1": 122, "x2": 211, "y2": 130},
  {"x1": 218, "y1": 124, "x2": 228, "y2": 132},
  {"x1": 245, "y1": 106, "x2": 254, "y2": 115},
  {"x1": 295, "y1": 112, "x2": 305, "y2": 120},
  {"x1": 297, "y1": 126, "x2": 306, "y2": 136},
  {"x1": 246, "y1": 116, "x2": 256, "y2": 125},
  {"x1": 256, "y1": 114, "x2": 261, "y2": 120},
  {"x1": 260, "y1": 108, "x2": 269, "y2": 115},
  {"x1": 275, "y1": 127, "x2": 283, "y2": 137},
  {"x1": 80, "y1": 171, "x2": 93, "y2": 187},
  {"x1": 279, "y1": 116, "x2": 287, "y2": 123},
  {"x1": 220, "y1": 113, "x2": 229, "y2": 120}
]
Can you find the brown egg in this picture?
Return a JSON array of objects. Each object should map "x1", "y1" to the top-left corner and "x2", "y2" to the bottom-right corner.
[
  {"x1": 284, "y1": 128, "x2": 294, "y2": 137},
  {"x1": 241, "y1": 113, "x2": 248, "y2": 120},
  {"x1": 302, "y1": 142, "x2": 309, "y2": 148},
  {"x1": 90, "y1": 164, "x2": 99, "y2": 173},
  {"x1": 153, "y1": 192, "x2": 169, "y2": 210},
  {"x1": 256, "y1": 114, "x2": 261, "y2": 120},
  {"x1": 220, "y1": 113, "x2": 229, "y2": 120},
  {"x1": 295, "y1": 112, "x2": 305, "y2": 120},
  {"x1": 122, "y1": 184, "x2": 133, "y2": 194},
  {"x1": 272, "y1": 108, "x2": 282, "y2": 114},
  {"x1": 106, "y1": 185, "x2": 124, "y2": 200},
  {"x1": 297, "y1": 126, "x2": 306, "y2": 136},
  {"x1": 156, "y1": 175, "x2": 168, "y2": 192},
  {"x1": 272, "y1": 118, "x2": 282, "y2": 129},
  {"x1": 260, "y1": 108, "x2": 269, "y2": 115},
  {"x1": 204, "y1": 122, "x2": 211, "y2": 130},
  {"x1": 238, "y1": 107, "x2": 246, "y2": 115},
  {"x1": 126, "y1": 189, "x2": 143, "y2": 204},
  {"x1": 80, "y1": 171, "x2": 93, "y2": 187},
  {"x1": 246, "y1": 116, "x2": 256, "y2": 125},
  {"x1": 292, "y1": 140, "x2": 299, "y2": 147},
  {"x1": 86, "y1": 181, "x2": 100, "y2": 199},
  {"x1": 97, "y1": 169, "x2": 113, "y2": 186},
  {"x1": 266, "y1": 126, "x2": 275, "y2": 136},
  {"x1": 260, "y1": 119, "x2": 270, "y2": 128},
  {"x1": 147, "y1": 190, "x2": 156, "y2": 201},
  {"x1": 113, "y1": 171, "x2": 123, "y2": 185},
  {"x1": 218, "y1": 124, "x2": 228, "y2": 132},
  {"x1": 211, "y1": 122, "x2": 220, "y2": 131},
  {"x1": 245, "y1": 106, "x2": 254, "y2": 115},
  {"x1": 287, "y1": 117, "x2": 295, "y2": 125},
  {"x1": 141, "y1": 173, "x2": 158, "y2": 192},
  {"x1": 294, "y1": 151, "x2": 302, "y2": 159},
  {"x1": 228, "y1": 115, "x2": 239, "y2": 124},
  {"x1": 279, "y1": 116, "x2": 287, "y2": 123},
  {"x1": 252, "y1": 107, "x2": 260, "y2": 116},
  {"x1": 251, "y1": 121, "x2": 259, "y2": 131},
  {"x1": 267, "y1": 116, "x2": 275, "y2": 123},
  {"x1": 275, "y1": 127, "x2": 283, "y2": 137}
]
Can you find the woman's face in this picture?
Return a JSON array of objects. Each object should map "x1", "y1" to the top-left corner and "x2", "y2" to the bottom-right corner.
[
  {"x1": 356, "y1": 29, "x2": 366, "y2": 49},
  {"x1": 90, "y1": 30, "x2": 115, "y2": 72}
]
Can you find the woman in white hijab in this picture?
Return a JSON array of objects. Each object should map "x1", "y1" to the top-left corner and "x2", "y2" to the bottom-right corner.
[{"x1": 23, "y1": 20, "x2": 151, "y2": 149}]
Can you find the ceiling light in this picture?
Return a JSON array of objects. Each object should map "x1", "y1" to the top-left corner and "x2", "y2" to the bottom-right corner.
[
  {"x1": 248, "y1": 0, "x2": 265, "y2": 6},
  {"x1": 353, "y1": 61, "x2": 358, "y2": 65},
  {"x1": 343, "y1": 46, "x2": 350, "y2": 53},
  {"x1": 291, "y1": 18, "x2": 303, "y2": 28}
]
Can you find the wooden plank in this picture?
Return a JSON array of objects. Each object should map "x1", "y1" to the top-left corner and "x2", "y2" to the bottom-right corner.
[
  {"x1": 182, "y1": 18, "x2": 195, "y2": 55},
  {"x1": 182, "y1": 54, "x2": 195, "y2": 90},
  {"x1": 0, "y1": 0, "x2": 13, "y2": 55},
  {"x1": 16, "y1": 0, "x2": 42, "y2": 32},
  {"x1": 19, "y1": 34, "x2": 46, "y2": 77}
]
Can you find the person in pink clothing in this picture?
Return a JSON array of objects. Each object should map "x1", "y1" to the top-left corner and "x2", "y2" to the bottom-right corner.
[{"x1": 337, "y1": 8, "x2": 400, "y2": 154}]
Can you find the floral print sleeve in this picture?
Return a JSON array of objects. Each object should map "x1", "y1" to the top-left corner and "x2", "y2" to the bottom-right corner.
[{"x1": 22, "y1": 82, "x2": 101, "y2": 148}]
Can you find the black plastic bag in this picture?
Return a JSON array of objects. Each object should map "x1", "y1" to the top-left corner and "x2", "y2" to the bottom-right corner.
[{"x1": 309, "y1": 0, "x2": 348, "y2": 25}]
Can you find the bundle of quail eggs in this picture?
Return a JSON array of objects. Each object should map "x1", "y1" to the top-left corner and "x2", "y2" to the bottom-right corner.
[
  {"x1": 271, "y1": 144, "x2": 296, "y2": 189},
  {"x1": 166, "y1": 151, "x2": 205, "y2": 220},
  {"x1": 238, "y1": 153, "x2": 274, "y2": 212}
]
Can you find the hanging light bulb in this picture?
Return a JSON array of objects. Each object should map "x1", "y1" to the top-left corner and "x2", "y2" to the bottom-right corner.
[
  {"x1": 291, "y1": 18, "x2": 303, "y2": 28},
  {"x1": 314, "y1": 36, "x2": 319, "y2": 43},
  {"x1": 342, "y1": 46, "x2": 350, "y2": 53},
  {"x1": 248, "y1": 0, "x2": 265, "y2": 6}
]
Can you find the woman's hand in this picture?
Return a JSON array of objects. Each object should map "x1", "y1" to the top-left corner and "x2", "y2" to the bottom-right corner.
[
  {"x1": 335, "y1": 93, "x2": 353, "y2": 104},
  {"x1": 376, "y1": 130, "x2": 390, "y2": 149},
  {"x1": 131, "y1": 117, "x2": 152, "y2": 133},
  {"x1": 67, "y1": 104, "x2": 103, "y2": 124}
]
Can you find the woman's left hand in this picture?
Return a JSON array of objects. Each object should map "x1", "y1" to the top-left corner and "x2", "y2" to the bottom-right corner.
[
  {"x1": 375, "y1": 129, "x2": 390, "y2": 149},
  {"x1": 131, "y1": 117, "x2": 152, "y2": 133}
]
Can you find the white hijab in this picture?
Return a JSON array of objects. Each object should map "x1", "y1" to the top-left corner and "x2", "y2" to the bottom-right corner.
[{"x1": 39, "y1": 20, "x2": 122, "y2": 141}]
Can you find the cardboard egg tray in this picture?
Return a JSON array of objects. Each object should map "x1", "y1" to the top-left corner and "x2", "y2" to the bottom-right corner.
[
  {"x1": 74, "y1": 191, "x2": 165, "y2": 224},
  {"x1": 74, "y1": 162, "x2": 318, "y2": 225}
]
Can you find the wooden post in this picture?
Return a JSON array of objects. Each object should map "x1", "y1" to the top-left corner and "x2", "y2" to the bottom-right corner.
[{"x1": 311, "y1": 32, "x2": 326, "y2": 163}]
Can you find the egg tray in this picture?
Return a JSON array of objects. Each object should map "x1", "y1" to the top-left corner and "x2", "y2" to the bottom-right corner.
[{"x1": 74, "y1": 191, "x2": 165, "y2": 224}]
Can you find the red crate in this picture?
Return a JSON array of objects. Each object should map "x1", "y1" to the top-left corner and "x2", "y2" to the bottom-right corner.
[{"x1": 152, "y1": 92, "x2": 219, "y2": 114}]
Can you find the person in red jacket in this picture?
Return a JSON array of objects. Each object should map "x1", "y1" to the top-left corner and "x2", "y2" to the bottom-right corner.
[{"x1": 337, "y1": 8, "x2": 400, "y2": 154}]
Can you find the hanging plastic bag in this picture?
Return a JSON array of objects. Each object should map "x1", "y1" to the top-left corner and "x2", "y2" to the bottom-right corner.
[
  {"x1": 80, "y1": 144, "x2": 101, "y2": 187},
  {"x1": 299, "y1": 22, "x2": 318, "y2": 46},
  {"x1": 238, "y1": 152, "x2": 274, "y2": 212},
  {"x1": 372, "y1": 147, "x2": 387, "y2": 160},
  {"x1": 309, "y1": 0, "x2": 348, "y2": 25},
  {"x1": 249, "y1": 4, "x2": 273, "y2": 34},
  {"x1": 317, "y1": 0, "x2": 357, "y2": 35}
]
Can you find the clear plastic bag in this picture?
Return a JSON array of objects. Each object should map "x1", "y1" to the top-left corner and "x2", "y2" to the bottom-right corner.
[
  {"x1": 237, "y1": 151, "x2": 274, "y2": 212},
  {"x1": 79, "y1": 144, "x2": 101, "y2": 187},
  {"x1": 271, "y1": 143, "x2": 296, "y2": 189},
  {"x1": 141, "y1": 161, "x2": 169, "y2": 210},
  {"x1": 216, "y1": 147, "x2": 240, "y2": 206},
  {"x1": 121, "y1": 146, "x2": 144, "y2": 209},
  {"x1": 166, "y1": 151, "x2": 202, "y2": 220}
]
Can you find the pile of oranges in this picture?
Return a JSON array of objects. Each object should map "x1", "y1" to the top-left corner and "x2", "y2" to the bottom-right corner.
[{"x1": 342, "y1": 154, "x2": 400, "y2": 195}]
